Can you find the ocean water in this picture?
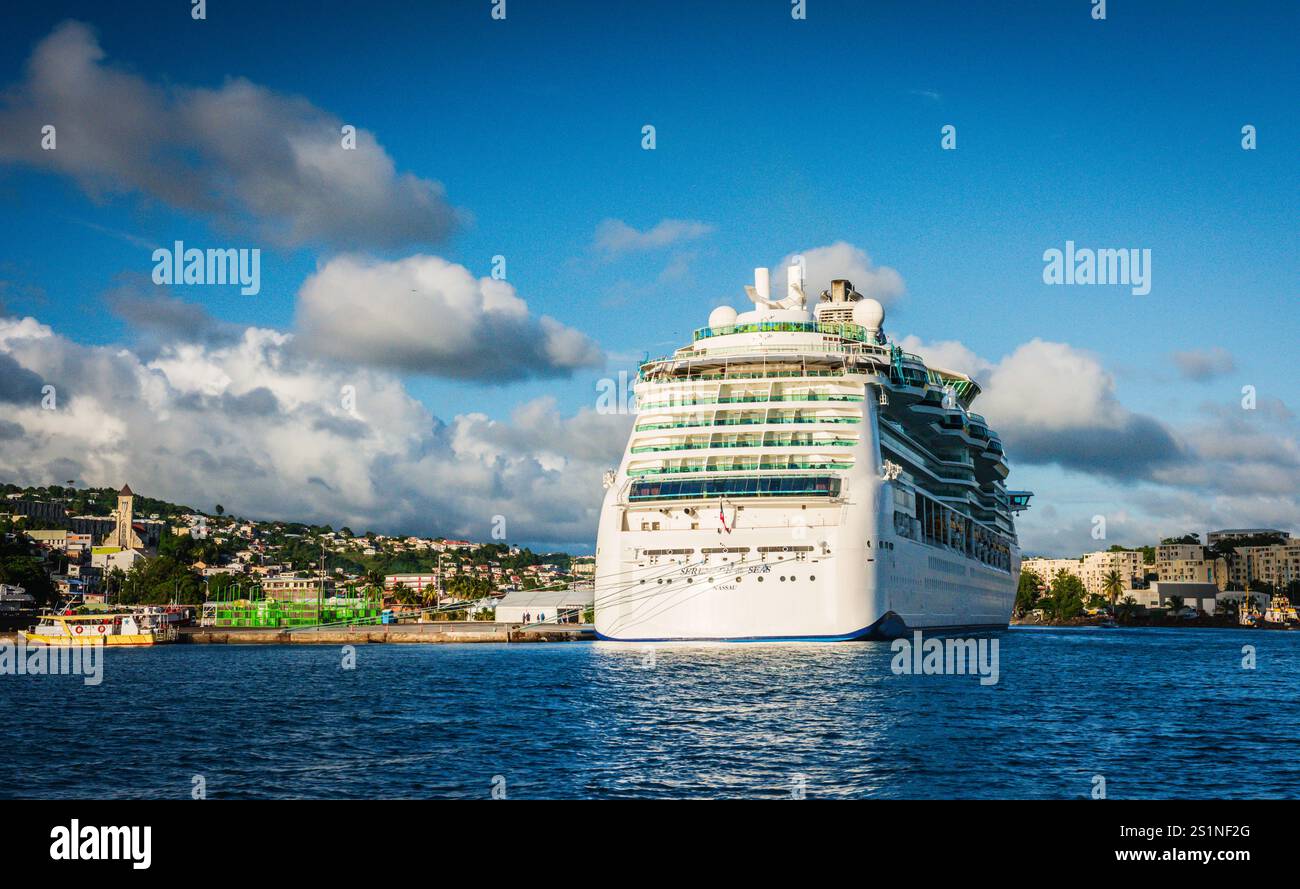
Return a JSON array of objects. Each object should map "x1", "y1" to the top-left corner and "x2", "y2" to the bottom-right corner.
[{"x1": 2, "y1": 626, "x2": 1297, "y2": 799}]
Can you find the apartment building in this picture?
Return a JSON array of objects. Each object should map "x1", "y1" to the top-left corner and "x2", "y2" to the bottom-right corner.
[
  {"x1": 1206, "y1": 528, "x2": 1290, "y2": 547},
  {"x1": 1021, "y1": 557, "x2": 1082, "y2": 584},
  {"x1": 1154, "y1": 543, "x2": 1226, "y2": 588},
  {"x1": 1080, "y1": 550, "x2": 1144, "y2": 598},
  {"x1": 1229, "y1": 543, "x2": 1300, "y2": 590}
]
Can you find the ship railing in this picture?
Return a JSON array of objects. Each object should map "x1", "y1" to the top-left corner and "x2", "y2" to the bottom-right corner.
[
  {"x1": 692, "y1": 320, "x2": 878, "y2": 342},
  {"x1": 634, "y1": 417, "x2": 863, "y2": 433},
  {"x1": 630, "y1": 438, "x2": 857, "y2": 454},
  {"x1": 628, "y1": 462, "x2": 853, "y2": 478},
  {"x1": 637, "y1": 393, "x2": 864, "y2": 409}
]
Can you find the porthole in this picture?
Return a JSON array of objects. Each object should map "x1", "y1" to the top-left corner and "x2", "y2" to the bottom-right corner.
[
  {"x1": 757, "y1": 576, "x2": 764, "y2": 582},
  {"x1": 779, "y1": 576, "x2": 786, "y2": 582},
  {"x1": 810, "y1": 575, "x2": 816, "y2": 581}
]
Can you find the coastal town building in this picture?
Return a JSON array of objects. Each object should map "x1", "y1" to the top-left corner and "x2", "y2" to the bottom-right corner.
[
  {"x1": 2, "y1": 497, "x2": 68, "y2": 524},
  {"x1": 384, "y1": 574, "x2": 440, "y2": 596},
  {"x1": 90, "y1": 546, "x2": 145, "y2": 573},
  {"x1": 1206, "y1": 528, "x2": 1290, "y2": 546},
  {"x1": 1228, "y1": 543, "x2": 1300, "y2": 590},
  {"x1": 23, "y1": 529, "x2": 93, "y2": 553},
  {"x1": 1217, "y1": 589, "x2": 1272, "y2": 610},
  {"x1": 260, "y1": 575, "x2": 336, "y2": 600},
  {"x1": 1129, "y1": 581, "x2": 1221, "y2": 614},
  {"x1": 1154, "y1": 543, "x2": 1227, "y2": 588},
  {"x1": 1080, "y1": 550, "x2": 1144, "y2": 598},
  {"x1": 1021, "y1": 557, "x2": 1081, "y2": 583},
  {"x1": 494, "y1": 587, "x2": 593, "y2": 624}
]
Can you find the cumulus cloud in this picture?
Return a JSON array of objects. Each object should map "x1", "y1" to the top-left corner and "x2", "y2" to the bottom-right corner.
[
  {"x1": 293, "y1": 254, "x2": 603, "y2": 380},
  {"x1": 903, "y1": 336, "x2": 1184, "y2": 480},
  {"x1": 593, "y1": 218, "x2": 714, "y2": 255},
  {"x1": 775, "y1": 242, "x2": 905, "y2": 306},
  {"x1": 0, "y1": 21, "x2": 458, "y2": 250},
  {"x1": 1172, "y1": 346, "x2": 1236, "y2": 381},
  {"x1": 896, "y1": 335, "x2": 992, "y2": 380},
  {"x1": 0, "y1": 313, "x2": 630, "y2": 546},
  {"x1": 902, "y1": 333, "x2": 1300, "y2": 552}
]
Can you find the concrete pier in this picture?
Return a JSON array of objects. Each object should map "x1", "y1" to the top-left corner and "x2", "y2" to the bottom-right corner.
[{"x1": 179, "y1": 622, "x2": 593, "y2": 644}]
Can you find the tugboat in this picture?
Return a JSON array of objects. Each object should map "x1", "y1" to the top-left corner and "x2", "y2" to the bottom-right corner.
[
  {"x1": 1239, "y1": 603, "x2": 1261, "y2": 627},
  {"x1": 24, "y1": 613, "x2": 177, "y2": 646},
  {"x1": 1262, "y1": 593, "x2": 1299, "y2": 628}
]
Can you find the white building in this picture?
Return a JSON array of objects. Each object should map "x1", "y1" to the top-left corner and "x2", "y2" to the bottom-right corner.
[
  {"x1": 1021, "y1": 557, "x2": 1081, "y2": 584},
  {"x1": 1080, "y1": 550, "x2": 1144, "y2": 598},
  {"x1": 1130, "y1": 581, "x2": 1221, "y2": 614},
  {"x1": 494, "y1": 588, "x2": 593, "y2": 624}
]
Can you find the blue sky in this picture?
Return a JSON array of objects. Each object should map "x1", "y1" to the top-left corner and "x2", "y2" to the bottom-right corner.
[{"x1": 0, "y1": 1, "x2": 1296, "y2": 552}]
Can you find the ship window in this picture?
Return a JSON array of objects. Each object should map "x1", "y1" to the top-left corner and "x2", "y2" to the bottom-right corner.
[{"x1": 628, "y1": 476, "x2": 841, "y2": 502}]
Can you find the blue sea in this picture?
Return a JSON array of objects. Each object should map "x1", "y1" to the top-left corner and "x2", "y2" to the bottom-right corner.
[{"x1": 2, "y1": 626, "x2": 1297, "y2": 799}]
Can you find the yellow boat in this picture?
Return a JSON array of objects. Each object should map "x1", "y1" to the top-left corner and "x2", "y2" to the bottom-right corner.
[{"x1": 23, "y1": 613, "x2": 177, "y2": 646}]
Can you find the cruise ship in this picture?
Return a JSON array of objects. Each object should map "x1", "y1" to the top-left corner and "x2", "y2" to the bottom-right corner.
[{"x1": 594, "y1": 264, "x2": 1031, "y2": 641}]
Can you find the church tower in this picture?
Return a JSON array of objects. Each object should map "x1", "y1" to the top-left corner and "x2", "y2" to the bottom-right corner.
[{"x1": 114, "y1": 483, "x2": 135, "y2": 550}]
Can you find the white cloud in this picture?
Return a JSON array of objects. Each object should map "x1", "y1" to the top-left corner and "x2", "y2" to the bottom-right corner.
[
  {"x1": 0, "y1": 314, "x2": 630, "y2": 546},
  {"x1": 902, "y1": 333, "x2": 1300, "y2": 553},
  {"x1": 293, "y1": 254, "x2": 603, "y2": 380},
  {"x1": 776, "y1": 242, "x2": 905, "y2": 306},
  {"x1": 593, "y1": 218, "x2": 714, "y2": 255},
  {"x1": 0, "y1": 21, "x2": 458, "y2": 250},
  {"x1": 902, "y1": 336, "x2": 1183, "y2": 479},
  {"x1": 896, "y1": 335, "x2": 992, "y2": 380}
]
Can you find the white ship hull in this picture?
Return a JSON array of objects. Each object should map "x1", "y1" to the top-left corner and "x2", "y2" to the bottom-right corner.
[{"x1": 594, "y1": 485, "x2": 1018, "y2": 642}]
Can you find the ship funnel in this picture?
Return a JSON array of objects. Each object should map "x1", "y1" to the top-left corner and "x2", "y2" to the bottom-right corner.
[
  {"x1": 753, "y1": 267, "x2": 770, "y2": 302},
  {"x1": 830, "y1": 279, "x2": 856, "y2": 302},
  {"x1": 787, "y1": 262, "x2": 805, "y2": 303}
]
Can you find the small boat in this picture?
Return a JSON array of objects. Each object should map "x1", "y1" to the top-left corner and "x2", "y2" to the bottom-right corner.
[
  {"x1": 23, "y1": 613, "x2": 177, "y2": 646},
  {"x1": 1263, "y1": 594, "x2": 1299, "y2": 628},
  {"x1": 1097, "y1": 618, "x2": 1119, "y2": 629}
]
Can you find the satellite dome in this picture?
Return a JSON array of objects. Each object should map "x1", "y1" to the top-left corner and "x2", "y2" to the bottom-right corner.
[
  {"x1": 852, "y1": 298, "x2": 885, "y2": 332},
  {"x1": 708, "y1": 305, "x2": 738, "y2": 328}
]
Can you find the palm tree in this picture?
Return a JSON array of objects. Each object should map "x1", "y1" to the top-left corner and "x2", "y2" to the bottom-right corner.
[{"x1": 1102, "y1": 569, "x2": 1124, "y2": 613}]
